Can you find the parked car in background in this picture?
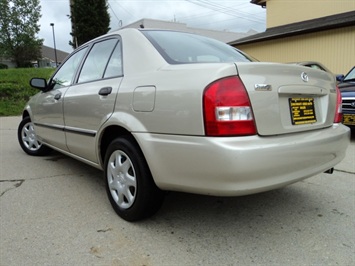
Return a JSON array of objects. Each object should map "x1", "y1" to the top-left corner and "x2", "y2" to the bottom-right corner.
[
  {"x1": 17, "y1": 29, "x2": 350, "y2": 221},
  {"x1": 338, "y1": 66, "x2": 355, "y2": 128}
]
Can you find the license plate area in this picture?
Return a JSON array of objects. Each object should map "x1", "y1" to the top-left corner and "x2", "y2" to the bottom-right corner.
[
  {"x1": 343, "y1": 114, "x2": 355, "y2": 126},
  {"x1": 289, "y1": 98, "x2": 317, "y2": 125}
]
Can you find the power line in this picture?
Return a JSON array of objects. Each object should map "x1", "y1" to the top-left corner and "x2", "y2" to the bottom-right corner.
[
  {"x1": 106, "y1": 0, "x2": 265, "y2": 32},
  {"x1": 184, "y1": 0, "x2": 264, "y2": 24},
  {"x1": 108, "y1": 0, "x2": 135, "y2": 17},
  {"x1": 108, "y1": 2, "x2": 120, "y2": 23}
]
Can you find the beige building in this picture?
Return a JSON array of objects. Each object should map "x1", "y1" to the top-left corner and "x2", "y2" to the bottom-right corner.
[{"x1": 230, "y1": 0, "x2": 355, "y2": 74}]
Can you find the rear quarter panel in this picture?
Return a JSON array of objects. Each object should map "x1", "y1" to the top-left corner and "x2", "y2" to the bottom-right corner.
[{"x1": 114, "y1": 63, "x2": 239, "y2": 135}]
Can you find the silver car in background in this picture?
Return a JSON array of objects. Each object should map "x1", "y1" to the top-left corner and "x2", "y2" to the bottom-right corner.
[{"x1": 18, "y1": 29, "x2": 350, "y2": 221}]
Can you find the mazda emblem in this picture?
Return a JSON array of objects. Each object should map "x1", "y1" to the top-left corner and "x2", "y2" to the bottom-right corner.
[{"x1": 301, "y1": 72, "x2": 309, "y2": 82}]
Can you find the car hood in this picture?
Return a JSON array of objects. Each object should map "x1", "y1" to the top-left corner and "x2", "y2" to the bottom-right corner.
[
  {"x1": 340, "y1": 90, "x2": 355, "y2": 97},
  {"x1": 338, "y1": 81, "x2": 355, "y2": 92}
]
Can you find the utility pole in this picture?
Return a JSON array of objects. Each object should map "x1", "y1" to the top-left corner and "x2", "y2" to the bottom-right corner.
[
  {"x1": 50, "y1": 23, "x2": 58, "y2": 67},
  {"x1": 69, "y1": 0, "x2": 78, "y2": 48}
]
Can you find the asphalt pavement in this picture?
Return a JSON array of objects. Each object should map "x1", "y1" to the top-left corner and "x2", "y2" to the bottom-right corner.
[{"x1": 1, "y1": 116, "x2": 354, "y2": 266}]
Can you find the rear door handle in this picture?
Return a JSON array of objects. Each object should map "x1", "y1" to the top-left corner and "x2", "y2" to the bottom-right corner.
[
  {"x1": 54, "y1": 93, "x2": 62, "y2": 100},
  {"x1": 99, "y1": 87, "x2": 112, "y2": 96}
]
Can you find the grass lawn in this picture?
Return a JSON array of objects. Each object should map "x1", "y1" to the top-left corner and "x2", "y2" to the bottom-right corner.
[{"x1": 0, "y1": 68, "x2": 54, "y2": 116}]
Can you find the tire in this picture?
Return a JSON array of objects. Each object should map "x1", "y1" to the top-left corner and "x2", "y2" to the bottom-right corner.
[
  {"x1": 18, "y1": 116, "x2": 52, "y2": 156},
  {"x1": 104, "y1": 137, "x2": 164, "y2": 221}
]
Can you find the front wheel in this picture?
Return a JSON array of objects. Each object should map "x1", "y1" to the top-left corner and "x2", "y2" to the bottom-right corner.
[
  {"x1": 18, "y1": 116, "x2": 52, "y2": 156},
  {"x1": 104, "y1": 137, "x2": 165, "y2": 221}
]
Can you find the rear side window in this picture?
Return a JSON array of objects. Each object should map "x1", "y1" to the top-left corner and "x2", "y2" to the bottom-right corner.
[
  {"x1": 142, "y1": 30, "x2": 253, "y2": 64},
  {"x1": 104, "y1": 42, "x2": 123, "y2": 78},
  {"x1": 78, "y1": 38, "x2": 119, "y2": 83}
]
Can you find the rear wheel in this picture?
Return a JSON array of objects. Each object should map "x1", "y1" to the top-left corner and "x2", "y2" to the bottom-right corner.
[
  {"x1": 18, "y1": 116, "x2": 52, "y2": 156},
  {"x1": 104, "y1": 137, "x2": 164, "y2": 221}
]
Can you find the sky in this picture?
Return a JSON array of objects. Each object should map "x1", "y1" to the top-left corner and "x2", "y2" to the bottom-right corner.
[{"x1": 39, "y1": 0, "x2": 266, "y2": 53}]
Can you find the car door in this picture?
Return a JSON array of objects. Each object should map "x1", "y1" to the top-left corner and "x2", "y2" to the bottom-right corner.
[
  {"x1": 63, "y1": 37, "x2": 123, "y2": 163},
  {"x1": 32, "y1": 47, "x2": 88, "y2": 151}
]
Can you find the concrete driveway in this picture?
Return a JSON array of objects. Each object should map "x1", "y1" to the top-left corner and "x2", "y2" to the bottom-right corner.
[{"x1": 1, "y1": 116, "x2": 354, "y2": 265}]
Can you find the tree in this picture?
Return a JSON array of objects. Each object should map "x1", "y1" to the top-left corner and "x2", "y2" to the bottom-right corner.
[
  {"x1": 0, "y1": 0, "x2": 43, "y2": 67},
  {"x1": 69, "y1": 0, "x2": 110, "y2": 49}
]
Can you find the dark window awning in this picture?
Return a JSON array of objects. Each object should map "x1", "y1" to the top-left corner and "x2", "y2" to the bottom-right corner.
[
  {"x1": 229, "y1": 11, "x2": 355, "y2": 45},
  {"x1": 250, "y1": 0, "x2": 266, "y2": 8}
]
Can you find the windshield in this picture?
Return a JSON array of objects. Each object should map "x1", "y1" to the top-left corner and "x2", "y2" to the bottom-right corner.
[
  {"x1": 343, "y1": 67, "x2": 355, "y2": 82},
  {"x1": 142, "y1": 30, "x2": 254, "y2": 64}
]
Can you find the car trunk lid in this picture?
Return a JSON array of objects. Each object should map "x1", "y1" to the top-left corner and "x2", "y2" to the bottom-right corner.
[{"x1": 236, "y1": 62, "x2": 337, "y2": 136}]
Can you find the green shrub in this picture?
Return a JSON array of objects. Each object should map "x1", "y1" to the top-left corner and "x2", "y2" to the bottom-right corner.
[
  {"x1": 0, "y1": 68, "x2": 54, "y2": 116},
  {"x1": 0, "y1": 63, "x2": 8, "y2": 69}
]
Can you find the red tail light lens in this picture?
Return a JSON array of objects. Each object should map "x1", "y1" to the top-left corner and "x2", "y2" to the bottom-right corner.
[
  {"x1": 203, "y1": 76, "x2": 256, "y2": 136},
  {"x1": 334, "y1": 86, "x2": 343, "y2": 123}
]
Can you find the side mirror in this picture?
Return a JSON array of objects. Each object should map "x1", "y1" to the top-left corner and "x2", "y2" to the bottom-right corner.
[
  {"x1": 336, "y1": 74, "x2": 344, "y2": 82},
  {"x1": 30, "y1": 78, "x2": 48, "y2": 91}
]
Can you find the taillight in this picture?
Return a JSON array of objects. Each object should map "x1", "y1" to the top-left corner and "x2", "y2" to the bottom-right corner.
[
  {"x1": 203, "y1": 76, "x2": 256, "y2": 136},
  {"x1": 334, "y1": 86, "x2": 342, "y2": 123}
]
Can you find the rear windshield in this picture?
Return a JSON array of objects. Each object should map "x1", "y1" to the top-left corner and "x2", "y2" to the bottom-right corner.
[{"x1": 142, "y1": 30, "x2": 254, "y2": 64}]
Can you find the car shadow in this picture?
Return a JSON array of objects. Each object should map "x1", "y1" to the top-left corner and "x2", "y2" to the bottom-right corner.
[
  {"x1": 350, "y1": 128, "x2": 355, "y2": 141},
  {"x1": 41, "y1": 151, "x2": 342, "y2": 233},
  {"x1": 162, "y1": 185, "x2": 319, "y2": 216}
]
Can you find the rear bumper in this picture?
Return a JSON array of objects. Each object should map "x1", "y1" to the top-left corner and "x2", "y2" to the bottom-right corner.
[{"x1": 134, "y1": 124, "x2": 350, "y2": 196}]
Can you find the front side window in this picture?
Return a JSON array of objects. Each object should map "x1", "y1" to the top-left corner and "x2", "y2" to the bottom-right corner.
[
  {"x1": 78, "y1": 38, "x2": 119, "y2": 83},
  {"x1": 51, "y1": 47, "x2": 88, "y2": 90},
  {"x1": 142, "y1": 30, "x2": 254, "y2": 64}
]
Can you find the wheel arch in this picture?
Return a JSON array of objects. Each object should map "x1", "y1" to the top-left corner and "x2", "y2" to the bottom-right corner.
[
  {"x1": 98, "y1": 125, "x2": 141, "y2": 168},
  {"x1": 22, "y1": 104, "x2": 34, "y2": 120},
  {"x1": 22, "y1": 110, "x2": 30, "y2": 119}
]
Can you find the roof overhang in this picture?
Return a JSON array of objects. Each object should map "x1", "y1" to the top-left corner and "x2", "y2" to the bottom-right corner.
[
  {"x1": 229, "y1": 11, "x2": 355, "y2": 46},
  {"x1": 250, "y1": 0, "x2": 266, "y2": 8}
]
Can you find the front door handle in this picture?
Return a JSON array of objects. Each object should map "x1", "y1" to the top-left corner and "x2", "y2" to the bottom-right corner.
[
  {"x1": 54, "y1": 93, "x2": 62, "y2": 100},
  {"x1": 99, "y1": 87, "x2": 112, "y2": 96}
]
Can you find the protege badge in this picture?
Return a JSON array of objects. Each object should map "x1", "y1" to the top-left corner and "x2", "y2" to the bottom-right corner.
[{"x1": 254, "y1": 84, "x2": 272, "y2": 91}]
